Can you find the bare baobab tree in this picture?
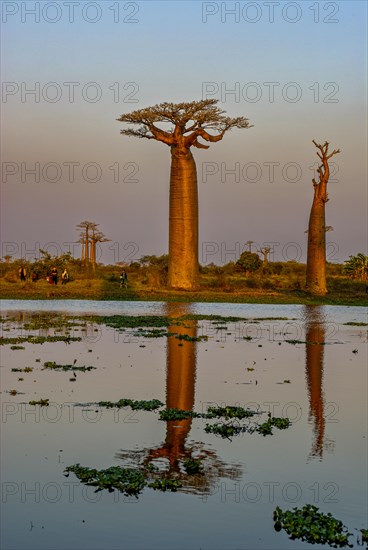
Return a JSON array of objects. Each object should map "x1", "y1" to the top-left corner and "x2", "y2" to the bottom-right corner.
[
  {"x1": 259, "y1": 246, "x2": 272, "y2": 265},
  {"x1": 90, "y1": 229, "x2": 110, "y2": 271},
  {"x1": 76, "y1": 221, "x2": 97, "y2": 266},
  {"x1": 118, "y1": 100, "x2": 252, "y2": 290},
  {"x1": 306, "y1": 141, "x2": 340, "y2": 295}
]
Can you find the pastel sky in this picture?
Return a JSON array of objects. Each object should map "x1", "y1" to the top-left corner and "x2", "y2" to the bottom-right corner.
[{"x1": 1, "y1": 0, "x2": 367, "y2": 265}]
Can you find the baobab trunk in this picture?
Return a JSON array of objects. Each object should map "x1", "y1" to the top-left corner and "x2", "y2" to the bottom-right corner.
[
  {"x1": 168, "y1": 147, "x2": 199, "y2": 290},
  {"x1": 306, "y1": 196, "x2": 327, "y2": 294},
  {"x1": 90, "y1": 241, "x2": 96, "y2": 271},
  {"x1": 306, "y1": 141, "x2": 340, "y2": 295}
]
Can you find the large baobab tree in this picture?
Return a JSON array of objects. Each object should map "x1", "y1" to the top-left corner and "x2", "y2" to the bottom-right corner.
[
  {"x1": 306, "y1": 141, "x2": 340, "y2": 295},
  {"x1": 118, "y1": 100, "x2": 252, "y2": 290}
]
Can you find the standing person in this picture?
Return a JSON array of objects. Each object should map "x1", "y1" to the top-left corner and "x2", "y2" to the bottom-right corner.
[
  {"x1": 61, "y1": 268, "x2": 69, "y2": 285},
  {"x1": 120, "y1": 270, "x2": 128, "y2": 288},
  {"x1": 51, "y1": 267, "x2": 58, "y2": 285},
  {"x1": 19, "y1": 266, "x2": 26, "y2": 282}
]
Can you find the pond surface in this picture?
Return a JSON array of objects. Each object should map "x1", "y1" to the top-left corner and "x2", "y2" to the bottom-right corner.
[{"x1": 0, "y1": 300, "x2": 367, "y2": 550}]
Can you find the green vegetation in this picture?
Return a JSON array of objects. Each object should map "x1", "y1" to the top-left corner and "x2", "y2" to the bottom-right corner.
[
  {"x1": 343, "y1": 253, "x2": 368, "y2": 281},
  {"x1": 64, "y1": 463, "x2": 182, "y2": 496},
  {"x1": 273, "y1": 505, "x2": 352, "y2": 547},
  {"x1": 183, "y1": 458, "x2": 203, "y2": 475},
  {"x1": 64, "y1": 464, "x2": 147, "y2": 496},
  {"x1": 0, "y1": 335, "x2": 82, "y2": 345},
  {"x1": 1, "y1": 256, "x2": 366, "y2": 305},
  {"x1": 204, "y1": 423, "x2": 246, "y2": 438},
  {"x1": 97, "y1": 398, "x2": 164, "y2": 411},
  {"x1": 148, "y1": 479, "x2": 182, "y2": 492},
  {"x1": 205, "y1": 405, "x2": 256, "y2": 420},
  {"x1": 257, "y1": 415, "x2": 291, "y2": 436},
  {"x1": 29, "y1": 399, "x2": 50, "y2": 406},
  {"x1": 11, "y1": 367, "x2": 33, "y2": 373},
  {"x1": 43, "y1": 361, "x2": 96, "y2": 372},
  {"x1": 235, "y1": 251, "x2": 262, "y2": 274}
]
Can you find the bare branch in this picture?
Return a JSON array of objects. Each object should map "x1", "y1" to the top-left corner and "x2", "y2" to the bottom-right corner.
[{"x1": 118, "y1": 100, "x2": 253, "y2": 149}]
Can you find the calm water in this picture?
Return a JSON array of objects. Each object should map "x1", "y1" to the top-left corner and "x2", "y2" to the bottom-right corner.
[{"x1": 0, "y1": 300, "x2": 367, "y2": 550}]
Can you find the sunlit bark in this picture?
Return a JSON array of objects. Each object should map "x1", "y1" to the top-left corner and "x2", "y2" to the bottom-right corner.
[
  {"x1": 306, "y1": 141, "x2": 340, "y2": 294},
  {"x1": 118, "y1": 100, "x2": 252, "y2": 290}
]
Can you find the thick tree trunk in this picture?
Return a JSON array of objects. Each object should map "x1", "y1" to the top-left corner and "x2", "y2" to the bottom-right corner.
[
  {"x1": 90, "y1": 241, "x2": 96, "y2": 271},
  {"x1": 85, "y1": 229, "x2": 89, "y2": 265},
  {"x1": 168, "y1": 146, "x2": 199, "y2": 290},
  {"x1": 306, "y1": 194, "x2": 327, "y2": 295}
]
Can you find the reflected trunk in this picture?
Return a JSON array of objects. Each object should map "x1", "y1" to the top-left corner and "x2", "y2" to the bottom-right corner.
[{"x1": 304, "y1": 306, "x2": 326, "y2": 458}]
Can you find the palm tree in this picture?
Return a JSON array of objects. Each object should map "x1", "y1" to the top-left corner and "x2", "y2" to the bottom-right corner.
[
  {"x1": 118, "y1": 100, "x2": 252, "y2": 290},
  {"x1": 306, "y1": 141, "x2": 340, "y2": 294}
]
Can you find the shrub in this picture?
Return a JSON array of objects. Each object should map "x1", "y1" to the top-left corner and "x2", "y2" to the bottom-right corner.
[{"x1": 236, "y1": 252, "x2": 262, "y2": 274}]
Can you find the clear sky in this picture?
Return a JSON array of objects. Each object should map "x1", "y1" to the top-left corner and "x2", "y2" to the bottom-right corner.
[{"x1": 1, "y1": 0, "x2": 367, "y2": 265}]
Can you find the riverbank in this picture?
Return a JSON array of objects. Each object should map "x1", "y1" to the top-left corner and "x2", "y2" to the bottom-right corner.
[{"x1": 0, "y1": 278, "x2": 366, "y2": 306}]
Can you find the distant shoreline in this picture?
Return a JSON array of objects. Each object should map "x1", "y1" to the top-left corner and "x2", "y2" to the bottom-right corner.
[{"x1": 0, "y1": 279, "x2": 366, "y2": 307}]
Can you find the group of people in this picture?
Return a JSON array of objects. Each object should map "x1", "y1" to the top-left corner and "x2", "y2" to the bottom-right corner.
[
  {"x1": 48, "y1": 267, "x2": 69, "y2": 285},
  {"x1": 18, "y1": 266, "x2": 69, "y2": 285}
]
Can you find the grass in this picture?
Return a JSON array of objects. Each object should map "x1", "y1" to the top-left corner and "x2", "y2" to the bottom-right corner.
[{"x1": 0, "y1": 275, "x2": 366, "y2": 306}]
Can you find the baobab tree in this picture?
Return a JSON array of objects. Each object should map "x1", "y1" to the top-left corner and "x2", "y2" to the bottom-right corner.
[
  {"x1": 259, "y1": 246, "x2": 272, "y2": 265},
  {"x1": 118, "y1": 100, "x2": 252, "y2": 290},
  {"x1": 76, "y1": 221, "x2": 97, "y2": 266},
  {"x1": 306, "y1": 141, "x2": 340, "y2": 295},
  {"x1": 90, "y1": 228, "x2": 110, "y2": 271}
]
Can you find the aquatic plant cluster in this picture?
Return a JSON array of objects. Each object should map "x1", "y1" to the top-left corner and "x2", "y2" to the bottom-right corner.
[{"x1": 273, "y1": 505, "x2": 354, "y2": 548}]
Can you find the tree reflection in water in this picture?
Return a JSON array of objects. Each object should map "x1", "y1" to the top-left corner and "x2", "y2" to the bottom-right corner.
[
  {"x1": 304, "y1": 305, "x2": 334, "y2": 460},
  {"x1": 116, "y1": 302, "x2": 242, "y2": 495}
]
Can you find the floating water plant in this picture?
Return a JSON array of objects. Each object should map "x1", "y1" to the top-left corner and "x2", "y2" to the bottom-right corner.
[
  {"x1": 64, "y1": 464, "x2": 146, "y2": 496},
  {"x1": 205, "y1": 405, "x2": 256, "y2": 420},
  {"x1": 273, "y1": 505, "x2": 353, "y2": 547},
  {"x1": 43, "y1": 361, "x2": 96, "y2": 372},
  {"x1": 97, "y1": 398, "x2": 164, "y2": 411},
  {"x1": 11, "y1": 367, "x2": 33, "y2": 373},
  {"x1": 65, "y1": 463, "x2": 182, "y2": 496},
  {"x1": 183, "y1": 459, "x2": 203, "y2": 475},
  {"x1": 148, "y1": 478, "x2": 182, "y2": 491},
  {"x1": 29, "y1": 399, "x2": 50, "y2": 406},
  {"x1": 257, "y1": 415, "x2": 291, "y2": 436},
  {"x1": 204, "y1": 423, "x2": 247, "y2": 438},
  {"x1": 0, "y1": 335, "x2": 81, "y2": 345}
]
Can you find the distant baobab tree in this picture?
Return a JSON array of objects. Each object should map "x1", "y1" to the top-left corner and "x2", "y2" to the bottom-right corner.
[
  {"x1": 76, "y1": 221, "x2": 95, "y2": 266},
  {"x1": 306, "y1": 141, "x2": 340, "y2": 295},
  {"x1": 76, "y1": 221, "x2": 109, "y2": 269},
  {"x1": 90, "y1": 228, "x2": 110, "y2": 271},
  {"x1": 260, "y1": 246, "x2": 272, "y2": 265},
  {"x1": 118, "y1": 100, "x2": 252, "y2": 290},
  {"x1": 3, "y1": 255, "x2": 13, "y2": 264}
]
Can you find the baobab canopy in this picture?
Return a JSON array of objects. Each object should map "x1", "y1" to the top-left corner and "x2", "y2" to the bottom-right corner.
[
  {"x1": 118, "y1": 99, "x2": 253, "y2": 290},
  {"x1": 117, "y1": 99, "x2": 252, "y2": 149}
]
